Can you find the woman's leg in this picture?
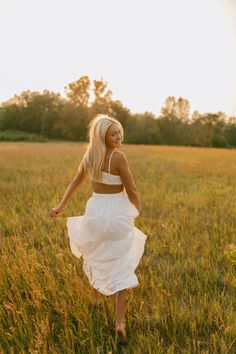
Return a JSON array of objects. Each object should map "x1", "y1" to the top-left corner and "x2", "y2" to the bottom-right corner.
[
  {"x1": 115, "y1": 289, "x2": 128, "y2": 341},
  {"x1": 108, "y1": 290, "x2": 128, "y2": 343},
  {"x1": 91, "y1": 288, "x2": 102, "y2": 305}
]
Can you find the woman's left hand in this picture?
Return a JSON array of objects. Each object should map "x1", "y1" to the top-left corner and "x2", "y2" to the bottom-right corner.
[{"x1": 49, "y1": 205, "x2": 63, "y2": 218}]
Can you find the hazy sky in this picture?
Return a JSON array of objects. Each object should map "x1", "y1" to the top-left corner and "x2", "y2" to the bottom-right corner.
[{"x1": 1, "y1": 0, "x2": 236, "y2": 116}]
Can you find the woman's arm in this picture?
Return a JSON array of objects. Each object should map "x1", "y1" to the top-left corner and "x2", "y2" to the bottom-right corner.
[
  {"x1": 49, "y1": 160, "x2": 87, "y2": 217},
  {"x1": 116, "y1": 152, "x2": 140, "y2": 212}
]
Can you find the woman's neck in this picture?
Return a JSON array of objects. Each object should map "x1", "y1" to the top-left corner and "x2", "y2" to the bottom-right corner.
[{"x1": 106, "y1": 148, "x2": 115, "y2": 153}]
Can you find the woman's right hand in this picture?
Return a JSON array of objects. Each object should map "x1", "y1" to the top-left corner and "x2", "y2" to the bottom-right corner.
[{"x1": 49, "y1": 205, "x2": 63, "y2": 218}]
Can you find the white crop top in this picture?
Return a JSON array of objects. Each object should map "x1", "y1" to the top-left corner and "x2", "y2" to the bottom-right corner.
[{"x1": 90, "y1": 150, "x2": 123, "y2": 185}]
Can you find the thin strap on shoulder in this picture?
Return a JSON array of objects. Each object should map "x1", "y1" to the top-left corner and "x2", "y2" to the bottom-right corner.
[{"x1": 108, "y1": 150, "x2": 115, "y2": 173}]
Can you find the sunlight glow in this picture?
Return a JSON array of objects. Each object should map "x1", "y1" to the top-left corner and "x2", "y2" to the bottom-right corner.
[{"x1": 0, "y1": 0, "x2": 236, "y2": 116}]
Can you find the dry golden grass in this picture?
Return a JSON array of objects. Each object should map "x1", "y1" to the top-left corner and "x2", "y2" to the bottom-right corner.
[{"x1": 0, "y1": 142, "x2": 236, "y2": 353}]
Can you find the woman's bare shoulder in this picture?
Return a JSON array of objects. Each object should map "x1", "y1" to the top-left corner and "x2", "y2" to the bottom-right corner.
[
  {"x1": 113, "y1": 150, "x2": 128, "y2": 167},
  {"x1": 113, "y1": 150, "x2": 126, "y2": 159}
]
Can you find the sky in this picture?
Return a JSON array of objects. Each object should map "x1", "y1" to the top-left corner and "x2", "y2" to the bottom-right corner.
[{"x1": 0, "y1": 0, "x2": 236, "y2": 116}]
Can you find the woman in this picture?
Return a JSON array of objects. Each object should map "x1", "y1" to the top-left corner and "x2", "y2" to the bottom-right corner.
[{"x1": 49, "y1": 114, "x2": 147, "y2": 343}]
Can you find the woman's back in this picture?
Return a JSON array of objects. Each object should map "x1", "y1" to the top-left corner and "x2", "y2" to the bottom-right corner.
[{"x1": 90, "y1": 150, "x2": 124, "y2": 194}]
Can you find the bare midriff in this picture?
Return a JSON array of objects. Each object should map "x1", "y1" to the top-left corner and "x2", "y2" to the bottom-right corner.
[{"x1": 91, "y1": 180, "x2": 124, "y2": 194}]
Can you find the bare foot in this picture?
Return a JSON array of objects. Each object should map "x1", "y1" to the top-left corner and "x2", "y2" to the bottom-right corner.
[{"x1": 116, "y1": 324, "x2": 128, "y2": 344}]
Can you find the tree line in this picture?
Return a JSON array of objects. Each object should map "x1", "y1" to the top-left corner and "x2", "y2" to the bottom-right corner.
[{"x1": 0, "y1": 75, "x2": 235, "y2": 147}]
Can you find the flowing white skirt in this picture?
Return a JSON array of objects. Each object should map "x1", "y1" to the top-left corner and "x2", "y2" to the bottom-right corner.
[{"x1": 66, "y1": 190, "x2": 147, "y2": 296}]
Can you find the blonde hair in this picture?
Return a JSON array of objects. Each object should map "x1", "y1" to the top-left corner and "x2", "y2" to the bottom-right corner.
[{"x1": 83, "y1": 114, "x2": 124, "y2": 180}]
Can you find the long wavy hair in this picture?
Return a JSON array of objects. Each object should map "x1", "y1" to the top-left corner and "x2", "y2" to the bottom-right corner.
[{"x1": 82, "y1": 114, "x2": 124, "y2": 181}]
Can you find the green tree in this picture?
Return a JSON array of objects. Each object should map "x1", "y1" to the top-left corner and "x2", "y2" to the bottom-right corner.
[
  {"x1": 110, "y1": 100, "x2": 131, "y2": 129},
  {"x1": 161, "y1": 96, "x2": 190, "y2": 122},
  {"x1": 65, "y1": 76, "x2": 91, "y2": 106},
  {"x1": 125, "y1": 112, "x2": 160, "y2": 144},
  {"x1": 90, "y1": 78, "x2": 113, "y2": 116},
  {"x1": 225, "y1": 117, "x2": 236, "y2": 147}
]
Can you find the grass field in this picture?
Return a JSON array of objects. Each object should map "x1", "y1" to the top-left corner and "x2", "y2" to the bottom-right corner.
[{"x1": 0, "y1": 142, "x2": 236, "y2": 354}]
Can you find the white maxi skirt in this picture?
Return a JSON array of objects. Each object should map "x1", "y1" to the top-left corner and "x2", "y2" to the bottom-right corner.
[{"x1": 66, "y1": 190, "x2": 147, "y2": 296}]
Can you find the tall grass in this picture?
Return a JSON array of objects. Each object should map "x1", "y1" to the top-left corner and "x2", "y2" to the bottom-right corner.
[{"x1": 0, "y1": 142, "x2": 236, "y2": 353}]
